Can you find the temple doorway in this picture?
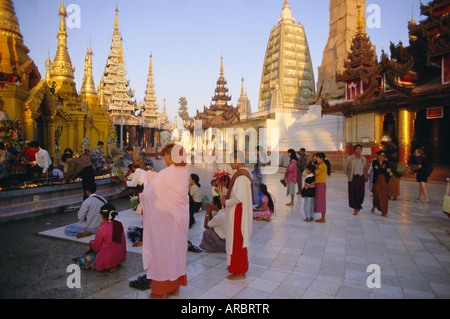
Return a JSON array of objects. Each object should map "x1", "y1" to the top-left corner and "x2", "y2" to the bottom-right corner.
[
  {"x1": 381, "y1": 112, "x2": 397, "y2": 152},
  {"x1": 413, "y1": 107, "x2": 450, "y2": 165}
]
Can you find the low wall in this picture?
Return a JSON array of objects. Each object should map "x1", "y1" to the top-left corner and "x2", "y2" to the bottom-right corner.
[{"x1": 0, "y1": 178, "x2": 124, "y2": 223}]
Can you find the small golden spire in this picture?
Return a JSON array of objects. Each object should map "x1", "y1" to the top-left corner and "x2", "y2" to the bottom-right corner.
[
  {"x1": 241, "y1": 77, "x2": 245, "y2": 95},
  {"x1": 149, "y1": 53, "x2": 153, "y2": 74},
  {"x1": 80, "y1": 40, "x2": 96, "y2": 99},
  {"x1": 114, "y1": 5, "x2": 119, "y2": 32},
  {"x1": 410, "y1": 4, "x2": 416, "y2": 25},
  {"x1": 45, "y1": 50, "x2": 52, "y2": 82},
  {"x1": 356, "y1": 2, "x2": 365, "y2": 35},
  {"x1": 220, "y1": 55, "x2": 224, "y2": 78},
  {"x1": 51, "y1": 0, "x2": 75, "y2": 81}
]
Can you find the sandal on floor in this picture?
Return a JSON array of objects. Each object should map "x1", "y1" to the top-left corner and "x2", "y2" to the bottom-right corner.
[
  {"x1": 129, "y1": 275, "x2": 152, "y2": 290},
  {"x1": 187, "y1": 241, "x2": 202, "y2": 253}
]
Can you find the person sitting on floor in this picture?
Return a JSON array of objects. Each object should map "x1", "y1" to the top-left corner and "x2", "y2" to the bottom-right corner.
[
  {"x1": 253, "y1": 183, "x2": 274, "y2": 222},
  {"x1": 199, "y1": 196, "x2": 226, "y2": 253},
  {"x1": 74, "y1": 203, "x2": 127, "y2": 272},
  {"x1": 64, "y1": 183, "x2": 107, "y2": 238}
]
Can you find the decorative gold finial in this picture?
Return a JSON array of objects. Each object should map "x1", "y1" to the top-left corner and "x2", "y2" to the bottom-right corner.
[
  {"x1": 80, "y1": 41, "x2": 96, "y2": 98},
  {"x1": 149, "y1": 53, "x2": 153, "y2": 74},
  {"x1": 45, "y1": 51, "x2": 52, "y2": 82},
  {"x1": 51, "y1": 0, "x2": 75, "y2": 81},
  {"x1": 114, "y1": 5, "x2": 119, "y2": 32},
  {"x1": 220, "y1": 55, "x2": 224, "y2": 77},
  {"x1": 357, "y1": 2, "x2": 365, "y2": 35}
]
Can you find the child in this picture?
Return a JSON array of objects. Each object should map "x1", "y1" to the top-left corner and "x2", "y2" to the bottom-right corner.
[
  {"x1": 301, "y1": 164, "x2": 316, "y2": 222},
  {"x1": 314, "y1": 153, "x2": 331, "y2": 223},
  {"x1": 75, "y1": 204, "x2": 127, "y2": 272}
]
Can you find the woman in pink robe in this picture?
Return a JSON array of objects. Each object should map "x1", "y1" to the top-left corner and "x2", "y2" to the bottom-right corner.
[{"x1": 141, "y1": 143, "x2": 190, "y2": 299}]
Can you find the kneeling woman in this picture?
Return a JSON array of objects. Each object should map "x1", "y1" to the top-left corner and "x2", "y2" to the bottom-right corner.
[{"x1": 76, "y1": 204, "x2": 127, "y2": 272}]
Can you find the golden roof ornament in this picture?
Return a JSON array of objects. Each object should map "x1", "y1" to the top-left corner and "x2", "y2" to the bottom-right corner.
[
  {"x1": 45, "y1": 49, "x2": 52, "y2": 82},
  {"x1": 80, "y1": 41, "x2": 97, "y2": 99},
  {"x1": 356, "y1": 2, "x2": 366, "y2": 35},
  {"x1": 51, "y1": 0, "x2": 75, "y2": 81}
]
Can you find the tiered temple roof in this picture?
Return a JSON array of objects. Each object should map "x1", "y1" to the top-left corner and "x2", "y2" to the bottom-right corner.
[
  {"x1": 194, "y1": 56, "x2": 239, "y2": 128},
  {"x1": 99, "y1": 6, "x2": 137, "y2": 120}
]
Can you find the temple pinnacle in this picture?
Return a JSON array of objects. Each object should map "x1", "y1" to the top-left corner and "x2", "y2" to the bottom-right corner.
[{"x1": 279, "y1": 0, "x2": 295, "y2": 23}]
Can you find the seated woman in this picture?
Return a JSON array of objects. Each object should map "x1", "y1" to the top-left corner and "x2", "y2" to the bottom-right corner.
[
  {"x1": 199, "y1": 197, "x2": 226, "y2": 253},
  {"x1": 75, "y1": 204, "x2": 127, "y2": 272},
  {"x1": 253, "y1": 183, "x2": 274, "y2": 222}
]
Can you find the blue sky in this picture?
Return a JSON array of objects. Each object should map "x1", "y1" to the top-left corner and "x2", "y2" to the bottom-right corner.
[{"x1": 14, "y1": 0, "x2": 424, "y2": 124}]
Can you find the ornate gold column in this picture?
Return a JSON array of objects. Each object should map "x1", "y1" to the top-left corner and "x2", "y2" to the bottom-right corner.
[
  {"x1": 21, "y1": 108, "x2": 34, "y2": 142},
  {"x1": 46, "y1": 120, "x2": 56, "y2": 163},
  {"x1": 398, "y1": 108, "x2": 412, "y2": 164},
  {"x1": 76, "y1": 116, "x2": 84, "y2": 154},
  {"x1": 68, "y1": 122, "x2": 75, "y2": 151}
]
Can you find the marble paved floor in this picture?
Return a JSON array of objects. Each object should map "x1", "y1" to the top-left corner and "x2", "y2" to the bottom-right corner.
[{"x1": 87, "y1": 166, "x2": 450, "y2": 299}]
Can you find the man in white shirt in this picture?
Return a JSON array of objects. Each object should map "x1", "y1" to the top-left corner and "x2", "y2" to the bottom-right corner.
[
  {"x1": 29, "y1": 141, "x2": 64, "y2": 180},
  {"x1": 119, "y1": 163, "x2": 146, "y2": 198},
  {"x1": 64, "y1": 182, "x2": 107, "y2": 238}
]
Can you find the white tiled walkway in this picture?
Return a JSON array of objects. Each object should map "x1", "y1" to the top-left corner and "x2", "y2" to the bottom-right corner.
[{"x1": 88, "y1": 164, "x2": 450, "y2": 299}]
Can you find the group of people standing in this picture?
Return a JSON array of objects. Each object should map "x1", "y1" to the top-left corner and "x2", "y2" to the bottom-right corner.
[
  {"x1": 345, "y1": 144, "x2": 433, "y2": 218},
  {"x1": 284, "y1": 148, "x2": 331, "y2": 223}
]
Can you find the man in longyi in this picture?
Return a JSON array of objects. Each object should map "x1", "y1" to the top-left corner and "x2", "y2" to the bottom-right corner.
[
  {"x1": 221, "y1": 150, "x2": 253, "y2": 280},
  {"x1": 140, "y1": 143, "x2": 190, "y2": 299}
]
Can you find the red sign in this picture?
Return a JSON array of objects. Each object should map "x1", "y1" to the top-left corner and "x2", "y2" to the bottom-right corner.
[{"x1": 427, "y1": 107, "x2": 444, "y2": 119}]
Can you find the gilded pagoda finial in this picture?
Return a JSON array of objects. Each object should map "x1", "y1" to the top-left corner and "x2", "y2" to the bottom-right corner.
[
  {"x1": 80, "y1": 40, "x2": 97, "y2": 99},
  {"x1": 114, "y1": 5, "x2": 119, "y2": 33},
  {"x1": 51, "y1": 0, "x2": 75, "y2": 81},
  {"x1": 149, "y1": 53, "x2": 153, "y2": 74},
  {"x1": 356, "y1": 2, "x2": 365, "y2": 35},
  {"x1": 220, "y1": 54, "x2": 224, "y2": 77},
  {"x1": 45, "y1": 51, "x2": 52, "y2": 82}
]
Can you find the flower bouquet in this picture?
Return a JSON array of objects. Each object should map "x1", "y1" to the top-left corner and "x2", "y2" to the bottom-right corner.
[
  {"x1": 112, "y1": 160, "x2": 125, "y2": 184},
  {"x1": 130, "y1": 195, "x2": 143, "y2": 215},
  {"x1": 213, "y1": 168, "x2": 231, "y2": 208}
]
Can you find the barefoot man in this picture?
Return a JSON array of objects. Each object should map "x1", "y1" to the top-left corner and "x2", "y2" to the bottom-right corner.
[{"x1": 221, "y1": 150, "x2": 253, "y2": 281}]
